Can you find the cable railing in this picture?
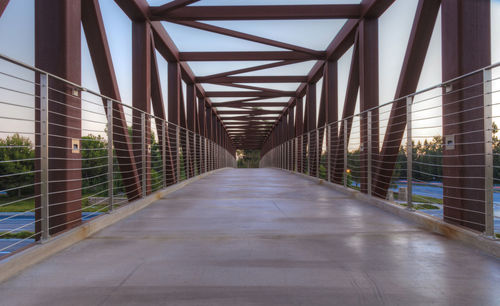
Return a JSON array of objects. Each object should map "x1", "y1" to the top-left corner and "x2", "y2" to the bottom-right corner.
[
  {"x1": 0, "y1": 54, "x2": 236, "y2": 257},
  {"x1": 260, "y1": 62, "x2": 500, "y2": 239}
]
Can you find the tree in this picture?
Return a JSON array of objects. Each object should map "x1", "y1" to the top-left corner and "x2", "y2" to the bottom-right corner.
[{"x1": 0, "y1": 134, "x2": 35, "y2": 197}]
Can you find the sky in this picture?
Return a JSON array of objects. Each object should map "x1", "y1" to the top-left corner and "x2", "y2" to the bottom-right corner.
[{"x1": 0, "y1": 0, "x2": 499, "y2": 147}]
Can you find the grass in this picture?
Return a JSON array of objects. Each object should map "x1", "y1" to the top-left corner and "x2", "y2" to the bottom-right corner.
[
  {"x1": 392, "y1": 192, "x2": 443, "y2": 205},
  {"x1": 0, "y1": 231, "x2": 34, "y2": 239},
  {"x1": 399, "y1": 203, "x2": 440, "y2": 210},
  {"x1": 0, "y1": 197, "x2": 35, "y2": 212}
]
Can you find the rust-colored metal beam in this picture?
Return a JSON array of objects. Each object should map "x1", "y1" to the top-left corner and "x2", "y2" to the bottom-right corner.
[
  {"x1": 152, "y1": 0, "x2": 199, "y2": 15},
  {"x1": 150, "y1": 4, "x2": 361, "y2": 20},
  {"x1": 180, "y1": 51, "x2": 323, "y2": 62},
  {"x1": 218, "y1": 110, "x2": 282, "y2": 115},
  {"x1": 132, "y1": 20, "x2": 152, "y2": 195},
  {"x1": 150, "y1": 34, "x2": 176, "y2": 186},
  {"x1": 197, "y1": 60, "x2": 305, "y2": 81},
  {"x1": 214, "y1": 83, "x2": 294, "y2": 94},
  {"x1": 373, "y1": 0, "x2": 440, "y2": 199},
  {"x1": 81, "y1": 0, "x2": 142, "y2": 201},
  {"x1": 206, "y1": 91, "x2": 295, "y2": 98},
  {"x1": 114, "y1": 0, "x2": 149, "y2": 21},
  {"x1": 332, "y1": 34, "x2": 360, "y2": 184},
  {"x1": 213, "y1": 102, "x2": 288, "y2": 108},
  {"x1": 440, "y1": 0, "x2": 490, "y2": 232},
  {"x1": 201, "y1": 76, "x2": 308, "y2": 84},
  {"x1": 172, "y1": 20, "x2": 322, "y2": 56},
  {"x1": 0, "y1": 0, "x2": 9, "y2": 18},
  {"x1": 35, "y1": 0, "x2": 82, "y2": 236},
  {"x1": 359, "y1": 17, "x2": 379, "y2": 194}
]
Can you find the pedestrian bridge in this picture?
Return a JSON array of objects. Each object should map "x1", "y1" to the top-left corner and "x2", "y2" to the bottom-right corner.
[
  {"x1": 0, "y1": 168, "x2": 498, "y2": 305},
  {"x1": 0, "y1": 0, "x2": 500, "y2": 304}
]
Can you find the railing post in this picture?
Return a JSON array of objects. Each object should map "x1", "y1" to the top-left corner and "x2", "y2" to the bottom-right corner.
[
  {"x1": 343, "y1": 119, "x2": 348, "y2": 188},
  {"x1": 484, "y1": 68, "x2": 494, "y2": 237},
  {"x1": 40, "y1": 73, "x2": 49, "y2": 241},
  {"x1": 200, "y1": 135, "x2": 203, "y2": 173},
  {"x1": 186, "y1": 130, "x2": 190, "y2": 179},
  {"x1": 204, "y1": 138, "x2": 208, "y2": 173},
  {"x1": 367, "y1": 111, "x2": 372, "y2": 196},
  {"x1": 193, "y1": 132, "x2": 197, "y2": 175},
  {"x1": 327, "y1": 125, "x2": 331, "y2": 182},
  {"x1": 406, "y1": 97, "x2": 414, "y2": 210},
  {"x1": 162, "y1": 122, "x2": 166, "y2": 188},
  {"x1": 307, "y1": 132, "x2": 311, "y2": 175},
  {"x1": 176, "y1": 126, "x2": 180, "y2": 182},
  {"x1": 107, "y1": 100, "x2": 114, "y2": 212},
  {"x1": 295, "y1": 138, "x2": 298, "y2": 172},
  {"x1": 141, "y1": 113, "x2": 146, "y2": 197},
  {"x1": 316, "y1": 130, "x2": 320, "y2": 178}
]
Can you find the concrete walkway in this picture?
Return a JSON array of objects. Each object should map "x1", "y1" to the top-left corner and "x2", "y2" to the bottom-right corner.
[{"x1": 0, "y1": 168, "x2": 499, "y2": 305}]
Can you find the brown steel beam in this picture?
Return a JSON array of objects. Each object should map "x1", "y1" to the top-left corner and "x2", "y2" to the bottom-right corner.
[
  {"x1": 218, "y1": 110, "x2": 282, "y2": 115},
  {"x1": 202, "y1": 76, "x2": 308, "y2": 84},
  {"x1": 132, "y1": 21, "x2": 152, "y2": 195},
  {"x1": 150, "y1": 4, "x2": 361, "y2": 20},
  {"x1": 197, "y1": 60, "x2": 305, "y2": 81},
  {"x1": 152, "y1": 0, "x2": 199, "y2": 15},
  {"x1": 172, "y1": 20, "x2": 321, "y2": 56},
  {"x1": 206, "y1": 91, "x2": 295, "y2": 98},
  {"x1": 114, "y1": 0, "x2": 149, "y2": 21},
  {"x1": 35, "y1": 0, "x2": 82, "y2": 236},
  {"x1": 81, "y1": 0, "x2": 142, "y2": 200},
  {"x1": 150, "y1": 35, "x2": 176, "y2": 186},
  {"x1": 214, "y1": 83, "x2": 294, "y2": 94},
  {"x1": 179, "y1": 51, "x2": 323, "y2": 61},
  {"x1": 440, "y1": 0, "x2": 490, "y2": 232},
  {"x1": 373, "y1": 0, "x2": 440, "y2": 199},
  {"x1": 332, "y1": 35, "x2": 360, "y2": 184},
  {"x1": 212, "y1": 102, "x2": 288, "y2": 108},
  {"x1": 186, "y1": 83, "x2": 196, "y2": 176},
  {"x1": 0, "y1": 0, "x2": 8, "y2": 18}
]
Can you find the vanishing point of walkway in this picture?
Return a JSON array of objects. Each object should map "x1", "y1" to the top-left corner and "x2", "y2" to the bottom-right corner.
[{"x1": 0, "y1": 168, "x2": 499, "y2": 305}]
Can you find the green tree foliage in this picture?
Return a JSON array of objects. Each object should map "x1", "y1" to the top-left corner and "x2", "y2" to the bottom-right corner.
[
  {"x1": 0, "y1": 134, "x2": 35, "y2": 197},
  {"x1": 237, "y1": 150, "x2": 260, "y2": 168},
  {"x1": 80, "y1": 135, "x2": 108, "y2": 195}
]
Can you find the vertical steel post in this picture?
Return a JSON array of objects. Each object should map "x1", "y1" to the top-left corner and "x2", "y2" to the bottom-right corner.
[
  {"x1": 141, "y1": 113, "x2": 146, "y2": 197},
  {"x1": 307, "y1": 132, "x2": 311, "y2": 175},
  {"x1": 406, "y1": 97, "x2": 414, "y2": 210},
  {"x1": 327, "y1": 125, "x2": 331, "y2": 182},
  {"x1": 107, "y1": 100, "x2": 114, "y2": 212},
  {"x1": 162, "y1": 122, "x2": 166, "y2": 188},
  {"x1": 316, "y1": 130, "x2": 320, "y2": 178},
  {"x1": 204, "y1": 138, "x2": 208, "y2": 173},
  {"x1": 343, "y1": 119, "x2": 348, "y2": 188},
  {"x1": 176, "y1": 126, "x2": 180, "y2": 182},
  {"x1": 193, "y1": 132, "x2": 197, "y2": 175},
  {"x1": 294, "y1": 137, "x2": 299, "y2": 172},
  {"x1": 40, "y1": 73, "x2": 49, "y2": 241},
  {"x1": 186, "y1": 130, "x2": 190, "y2": 179},
  {"x1": 367, "y1": 111, "x2": 372, "y2": 196},
  {"x1": 484, "y1": 68, "x2": 494, "y2": 237}
]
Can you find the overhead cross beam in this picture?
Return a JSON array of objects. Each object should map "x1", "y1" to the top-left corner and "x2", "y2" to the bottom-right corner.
[
  {"x1": 149, "y1": 4, "x2": 362, "y2": 20},
  {"x1": 152, "y1": 0, "x2": 199, "y2": 15},
  {"x1": 179, "y1": 51, "x2": 324, "y2": 61},
  {"x1": 171, "y1": 20, "x2": 322, "y2": 56},
  {"x1": 200, "y1": 76, "x2": 308, "y2": 83}
]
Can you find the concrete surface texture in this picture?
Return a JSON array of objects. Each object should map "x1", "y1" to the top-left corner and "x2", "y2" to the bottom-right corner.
[{"x1": 0, "y1": 168, "x2": 499, "y2": 306}]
